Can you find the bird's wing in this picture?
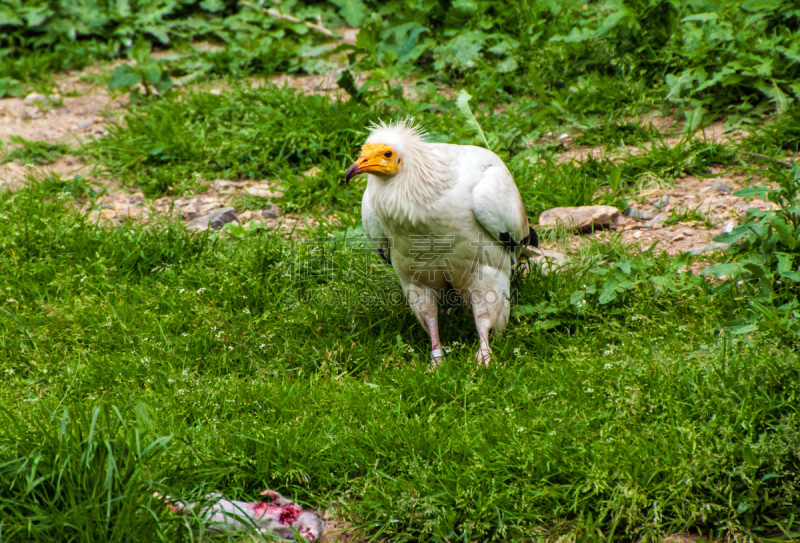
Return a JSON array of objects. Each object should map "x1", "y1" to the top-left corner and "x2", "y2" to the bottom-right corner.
[
  {"x1": 361, "y1": 186, "x2": 391, "y2": 265},
  {"x1": 471, "y1": 163, "x2": 533, "y2": 252}
]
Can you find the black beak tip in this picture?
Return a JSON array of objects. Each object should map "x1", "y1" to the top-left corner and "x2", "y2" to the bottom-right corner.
[{"x1": 345, "y1": 163, "x2": 361, "y2": 184}]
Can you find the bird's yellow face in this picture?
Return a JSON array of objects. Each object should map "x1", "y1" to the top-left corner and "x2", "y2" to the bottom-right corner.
[{"x1": 345, "y1": 143, "x2": 401, "y2": 182}]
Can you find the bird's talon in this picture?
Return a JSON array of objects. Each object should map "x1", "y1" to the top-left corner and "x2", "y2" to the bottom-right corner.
[
  {"x1": 428, "y1": 349, "x2": 444, "y2": 371},
  {"x1": 475, "y1": 348, "x2": 492, "y2": 366}
]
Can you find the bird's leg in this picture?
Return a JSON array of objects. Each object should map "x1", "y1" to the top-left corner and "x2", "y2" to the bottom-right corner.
[
  {"x1": 427, "y1": 316, "x2": 444, "y2": 369},
  {"x1": 474, "y1": 317, "x2": 492, "y2": 366}
]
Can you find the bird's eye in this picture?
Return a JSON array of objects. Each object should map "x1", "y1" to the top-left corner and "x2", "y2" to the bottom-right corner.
[{"x1": 384, "y1": 151, "x2": 393, "y2": 158}]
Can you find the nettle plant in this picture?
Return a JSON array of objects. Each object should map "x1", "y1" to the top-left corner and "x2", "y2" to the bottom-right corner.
[{"x1": 703, "y1": 163, "x2": 800, "y2": 340}]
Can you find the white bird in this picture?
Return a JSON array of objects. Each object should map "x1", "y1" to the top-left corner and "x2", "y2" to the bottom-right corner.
[{"x1": 346, "y1": 120, "x2": 537, "y2": 366}]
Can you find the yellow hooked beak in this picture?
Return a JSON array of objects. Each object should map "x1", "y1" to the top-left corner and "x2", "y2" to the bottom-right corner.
[{"x1": 345, "y1": 143, "x2": 400, "y2": 183}]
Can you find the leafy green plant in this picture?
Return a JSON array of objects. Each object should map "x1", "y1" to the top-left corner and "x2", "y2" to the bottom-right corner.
[
  {"x1": 703, "y1": 162, "x2": 800, "y2": 341},
  {"x1": 109, "y1": 38, "x2": 173, "y2": 101},
  {"x1": 0, "y1": 76, "x2": 25, "y2": 98}
]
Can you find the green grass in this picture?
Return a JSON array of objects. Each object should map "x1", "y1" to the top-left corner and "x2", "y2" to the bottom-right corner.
[
  {"x1": 2, "y1": 136, "x2": 70, "y2": 166},
  {"x1": 663, "y1": 207, "x2": 714, "y2": 228},
  {"x1": 5, "y1": 1, "x2": 800, "y2": 541},
  {"x1": 2, "y1": 175, "x2": 800, "y2": 542}
]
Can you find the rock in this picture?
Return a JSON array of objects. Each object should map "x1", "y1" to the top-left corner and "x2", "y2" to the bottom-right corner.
[
  {"x1": 117, "y1": 206, "x2": 144, "y2": 220},
  {"x1": 182, "y1": 206, "x2": 200, "y2": 221},
  {"x1": 78, "y1": 121, "x2": 93, "y2": 130},
  {"x1": 712, "y1": 181, "x2": 731, "y2": 193},
  {"x1": 538, "y1": 205, "x2": 620, "y2": 233},
  {"x1": 643, "y1": 213, "x2": 667, "y2": 229},
  {"x1": 259, "y1": 204, "x2": 282, "y2": 218},
  {"x1": 213, "y1": 179, "x2": 245, "y2": 190},
  {"x1": 633, "y1": 231, "x2": 643, "y2": 239},
  {"x1": 303, "y1": 167, "x2": 322, "y2": 178},
  {"x1": 626, "y1": 207, "x2": 658, "y2": 220},
  {"x1": 685, "y1": 242, "x2": 731, "y2": 256},
  {"x1": 653, "y1": 195, "x2": 669, "y2": 209},
  {"x1": 246, "y1": 187, "x2": 281, "y2": 198},
  {"x1": 238, "y1": 210, "x2": 255, "y2": 222},
  {"x1": 683, "y1": 230, "x2": 694, "y2": 237},
  {"x1": 671, "y1": 234, "x2": 685, "y2": 242},
  {"x1": 210, "y1": 89, "x2": 222, "y2": 96},
  {"x1": 128, "y1": 192, "x2": 144, "y2": 204},
  {"x1": 23, "y1": 92, "x2": 47, "y2": 105},
  {"x1": 199, "y1": 202, "x2": 221, "y2": 214},
  {"x1": 523, "y1": 249, "x2": 568, "y2": 275},
  {"x1": 113, "y1": 202, "x2": 130, "y2": 212},
  {"x1": 188, "y1": 207, "x2": 238, "y2": 231},
  {"x1": 89, "y1": 209, "x2": 116, "y2": 222}
]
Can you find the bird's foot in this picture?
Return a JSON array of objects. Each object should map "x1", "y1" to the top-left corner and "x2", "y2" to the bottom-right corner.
[
  {"x1": 475, "y1": 348, "x2": 492, "y2": 367},
  {"x1": 428, "y1": 349, "x2": 444, "y2": 371}
]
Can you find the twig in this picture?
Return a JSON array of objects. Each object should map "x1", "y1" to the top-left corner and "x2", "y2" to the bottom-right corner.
[
  {"x1": 740, "y1": 151, "x2": 793, "y2": 169},
  {"x1": 240, "y1": 1, "x2": 334, "y2": 37}
]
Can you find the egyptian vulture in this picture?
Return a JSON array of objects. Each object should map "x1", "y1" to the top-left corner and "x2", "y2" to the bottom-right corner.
[{"x1": 346, "y1": 121, "x2": 537, "y2": 366}]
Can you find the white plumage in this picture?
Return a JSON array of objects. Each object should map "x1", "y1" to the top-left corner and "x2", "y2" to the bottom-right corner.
[{"x1": 346, "y1": 120, "x2": 536, "y2": 365}]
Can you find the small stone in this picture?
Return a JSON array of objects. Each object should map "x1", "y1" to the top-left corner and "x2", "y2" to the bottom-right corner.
[
  {"x1": 633, "y1": 231, "x2": 643, "y2": 239},
  {"x1": 79, "y1": 121, "x2": 93, "y2": 130},
  {"x1": 653, "y1": 195, "x2": 669, "y2": 209},
  {"x1": 213, "y1": 179, "x2": 245, "y2": 190},
  {"x1": 238, "y1": 210, "x2": 255, "y2": 221},
  {"x1": 182, "y1": 206, "x2": 200, "y2": 221},
  {"x1": 246, "y1": 187, "x2": 281, "y2": 198},
  {"x1": 538, "y1": 205, "x2": 620, "y2": 233},
  {"x1": 210, "y1": 89, "x2": 222, "y2": 96},
  {"x1": 626, "y1": 208, "x2": 658, "y2": 220},
  {"x1": 685, "y1": 242, "x2": 731, "y2": 256},
  {"x1": 712, "y1": 181, "x2": 730, "y2": 193},
  {"x1": 643, "y1": 213, "x2": 667, "y2": 229},
  {"x1": 259, "y1": 204, "x2": 282, "y2": 218},
  {"x1": 113, "y1": 202, "x2": 130, "y2": 212},
  {"x1": 188, "y1": 207, "x2": 239, "y2": 231},
  {"x1": 117, "y1": 206, "x2": 144, "y2": 220},
  {"x1": 128, "y1": 192, "x2": 144, "y2": 204},
  {"x1": 89, "y1": 209, "x2": 116, "y2": 222},
  {"x1": 671, "y1": 234, "x2": 685, "y2": 242},
  {"x1": 523, "y1": 248, "x2": 568, "y2": 275},
  {"x1": 199, "y1": 202, "x2": 221, "y2": 214},
  {"x1": 685, "y1": 195, "x2": 697, "y2": 200},
  {"x1": 303, "y1": 167, "x2": 322, "y2": 178},
  {"x1": 699, "y1": 186, "x2": 712, "y2": 194},
  {"x1": 683, "y1": 230, "x2": 694, "y2": 237},
  {"x1": 23, "y1": 92, "x2": 47, "y2": 105}
]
